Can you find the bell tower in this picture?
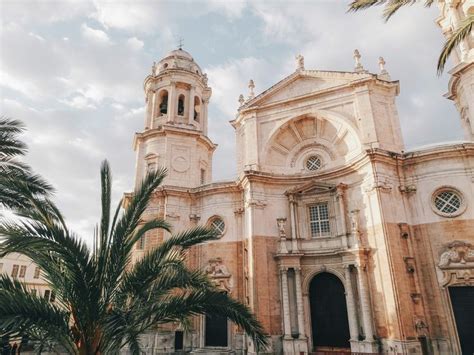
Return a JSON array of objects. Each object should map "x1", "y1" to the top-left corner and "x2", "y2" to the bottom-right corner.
[
  {"x1": 437, "y1": 0, "x2": 474, "y2": 141},
  {"x1": 134, "y1": 48, "x2": 216, "y2": 188}
]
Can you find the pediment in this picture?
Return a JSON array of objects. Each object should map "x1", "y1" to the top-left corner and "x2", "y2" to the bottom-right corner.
[
  {"x1": 285, "y1": 180, "x2": 336, "y2": 195},
  {"x1": 243, "y1": 70, "x2": 368, "y2": 109}
]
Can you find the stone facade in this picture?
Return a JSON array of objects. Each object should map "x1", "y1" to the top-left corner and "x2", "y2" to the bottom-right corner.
[{"x1": 129, "y1": 5, "x2": 474, "y2": 353}]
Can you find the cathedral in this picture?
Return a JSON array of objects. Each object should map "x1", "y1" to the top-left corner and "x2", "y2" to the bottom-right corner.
[{"x1": 129, "y1": 2, "x2": 474, "y2": 354}]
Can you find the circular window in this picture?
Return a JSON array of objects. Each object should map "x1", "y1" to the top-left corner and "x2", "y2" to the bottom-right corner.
[
  {"x1": 210, "y1": 217, "x2": 225, "y2": 237},
  {"x1": 305, "y1": 155, "x2": 322, "y2": 171},
  {"x1": 432, "y1": 187, "x2": 466, "y2": 217}
]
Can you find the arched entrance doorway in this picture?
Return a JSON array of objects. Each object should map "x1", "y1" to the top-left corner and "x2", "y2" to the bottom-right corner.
[{"x1": 309, "y1": 272, "x2": 350, "y2": 351}]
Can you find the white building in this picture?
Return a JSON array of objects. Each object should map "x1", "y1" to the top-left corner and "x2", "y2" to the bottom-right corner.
[{"x1": 129, "y1": 1, "x2": 474, "y2": 354}]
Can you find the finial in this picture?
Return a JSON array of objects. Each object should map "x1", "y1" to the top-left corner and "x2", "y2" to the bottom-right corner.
[
  {"x1": 248, "y1": 79, "x2": 255, "y2": 99},
  {"x1": 151, "y1": 61, "x2": 157, "y2": 75},
  {"x1": 378, "y1": 57, "x2": 387, "y2": 74},
  {"x1": 178, "y1": 37, "x2": 184, "y2": 50},
  {"x1": 378, "y1": 56, "x2": 391, "y2": 80},
  {"x1": 238, "y1": 94, "x2": 245, "y2": 106},
  {"x1": 295, "y1": 54, "x2": 305, "y2": 71},
  {"x1": 353, "y1": 49, "x2": 365, "y2": 73}
]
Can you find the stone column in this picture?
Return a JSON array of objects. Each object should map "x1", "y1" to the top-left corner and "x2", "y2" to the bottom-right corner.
[
  {"x1": 145, "y1": 90, "x2": 154, "y2": 129},
  {"x1": 289, "y1": 195, "x2": 298, "y2": 251},
  {"x1": 280, "y1": 267, "x2": 292, "y2": 337},
  {"x1": 201, "y1": 99, "x2": 209, "y2": 134},
  {"x1": 168, "y1": 83, "x2": 176, "y2": 122},
  {"x1": 188, "y1": 86, "x2": 195, "y2": 124},
  {"x1": 356, "y1": 263, "x2": 374, "y2": 341},
  {"x1": 294, "y1": 268, "x2": 306, "y2": 339},
  {"x1": 343, "y1": 265, "x2": 359, "y2": 342},
  {"x1": 336, "y1": 183, "x2": 348, "y2": 247}
]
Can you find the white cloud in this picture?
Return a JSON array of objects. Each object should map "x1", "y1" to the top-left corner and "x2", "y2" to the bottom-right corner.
[
  {"x1": 60, "y1": 95, "x2": 97, "y2": 110},
  {"x1": 81, "y1": 23, "x2": 111, "y2": 44},
  {"x1": 91, "y1": 0, "x2": 160, "y2": 32},
  {"x1": 127, "y1": 37, "x2": 144, "y2": 51}
]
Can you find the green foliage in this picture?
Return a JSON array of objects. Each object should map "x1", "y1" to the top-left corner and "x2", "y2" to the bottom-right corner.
[
  {"x1": 0, "y1": 117, "x2": 53, "y2": 209},
  {"x1": 348, "y1": 0, "x2": 472, "y2": 74},
  {"x1": 0, "y1": 161, "x2": 268, "y2": 354}
]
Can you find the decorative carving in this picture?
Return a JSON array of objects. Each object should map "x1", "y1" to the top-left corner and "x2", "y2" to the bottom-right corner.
[
  {"x1": 295, "y1": 54, "x2": 304, "y2": 71},
  {"x1": 437, "y1": 241, "x2": 474, "y2": 286},
  {"x1": 398, "y1": 223, "x2": 410, "y2": 239},
  {"x1": 202, "y1": 73, "x2": 208, "y2": 86},
  {"x1": 353, "y1": 49, "x2": 366, "y2": 73},
  {"x1": 238, "y1": 94, "x2": 245, "y2": 106},
  {"x1": 245, "y1": 199, "x2": 267, "y2": 209},
  {"x1": 248, "y1": 79, "x2": 255, "y2": 99},
  {"x1": 439, "y1": 241, "x2": 474, "y2": 268},
  {"x1": 189, "y1": 213, "x2": 200, "y2": 223},
  {"x1": 205, "y1": 258, "x2": 232, "y2": 292},
  {"x1": 403, "y1": 256, "x2": 416, "y2": 273}
]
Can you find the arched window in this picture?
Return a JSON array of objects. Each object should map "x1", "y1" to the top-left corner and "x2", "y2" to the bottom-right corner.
[
  {"x1": 177, "y1": 94, "x2": 185, "y2": 116},
  {"x1": 194, "y1": 96, "x2": 201, "y2": 122},
  {"x1": 159, "y1": 90, "x2": 168, "y2": 115}
]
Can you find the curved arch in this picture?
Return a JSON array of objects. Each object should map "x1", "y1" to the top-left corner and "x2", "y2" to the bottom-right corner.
[
  {"x1": 262, "y1": 110, "x2": 362, "y2": 173},
  {"x1": 157, "y1": 89, "x2": 169, "y2": 115},
  {"x1": 264, "y1": 109, "x2": 361, "y2": 152},
  {"x1": 302, "y1": 266, "x2": 346, "y2": 295}
]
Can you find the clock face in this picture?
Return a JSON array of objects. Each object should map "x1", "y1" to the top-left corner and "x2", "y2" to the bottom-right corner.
[{"x1": 172, "y1": 155, "x2": 189, "y2": 172}]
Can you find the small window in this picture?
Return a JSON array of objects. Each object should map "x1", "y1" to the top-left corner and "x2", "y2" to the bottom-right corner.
[
  {"x1": 163, "y1": 63, "x2": 169, "y2": 69},
  {"x1": 19, "y1": 265, "x2": 27, "y2": 278},
  {"x1": 200, "y1": 169, "x2": 206, "y2": 185},
  {"x1": 44, "y1": 289, "x2": 50, "y2": 300},
  {"x1": 306, "y1": 155, "x2": 322, "y2": 171},
  {"x1": 210, "y1": 217, "x2": 225, "y2": 237},
  {"x1": 34, "y1": 267, "x2": 41, "y2": 279},
  {"x1": 432, "y1": 187, "x2": 465, "y2": 217},
  {"x1": 11, "y1": 264, "x2": 19, "y2": 278},
  {"x1": 177, "y1": 94, "x2": 185, "y2": 116},
  {"x1": 50, "y1": 291, "x2": 56, "y2": 303},
  {"x1": 309, "y1": 203, "x2": 330, "y2": 237}
]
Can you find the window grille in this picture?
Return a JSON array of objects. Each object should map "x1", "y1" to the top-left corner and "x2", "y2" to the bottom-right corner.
[{"x1": 309, "y1": 203, "x2": 330, "y2": 237}]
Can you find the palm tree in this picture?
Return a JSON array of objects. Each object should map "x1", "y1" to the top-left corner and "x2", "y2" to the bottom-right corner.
[
  {"x1": 0, "y1": 161, "x2": 268, "y2": 354},
  {"x1": 348, "y1": 0, "x2": 473, "y2": 73},
  {"x1": 0, "y1": 117, "x2": 53, "y2": 209}
]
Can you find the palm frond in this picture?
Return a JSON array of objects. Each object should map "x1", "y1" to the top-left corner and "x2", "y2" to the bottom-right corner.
[
  {"x1": 144, "y1": 289, "x2": 269, "y2": 351},
  {"x1": 437, "y1": 14, "x2": 474, "y2": 74},
  {"x1": 0, "y1": 275, "x2": 75, "y2": 353}
]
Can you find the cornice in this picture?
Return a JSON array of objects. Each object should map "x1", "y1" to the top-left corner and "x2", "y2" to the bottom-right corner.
[
  {"x1": 235, "y1": 76, "x2": 399, "y2": 124},
  {"x1": 133, "y1": 125, "x2": 217, "y2": 151},
  {"x1": 445, "y1": 61, "x2": 474, "y2": 100}
]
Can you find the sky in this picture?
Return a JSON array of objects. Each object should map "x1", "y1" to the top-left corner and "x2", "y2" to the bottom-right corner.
[{"x1": 0, "y1": 0, "x2": 464, "y2": 243}]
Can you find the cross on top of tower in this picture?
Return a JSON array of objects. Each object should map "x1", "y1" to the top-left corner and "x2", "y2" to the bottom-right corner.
[{"x1": 178, "y1": 37, "x2": 184, "y2": 50}]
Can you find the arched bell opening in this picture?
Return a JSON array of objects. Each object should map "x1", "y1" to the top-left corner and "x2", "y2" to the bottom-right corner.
[
  {"x1": 158, "y1": 90, "x2": 168, "y2": 116},
  {"x1": 309, "y1": 272, "x2": 351, "y2": 351},
  {"x1": 177, "y1": 94, "x2": 185, "y2": 116}
]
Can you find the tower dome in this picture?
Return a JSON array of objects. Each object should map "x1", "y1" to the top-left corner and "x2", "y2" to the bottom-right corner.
[{"x1": 155, "y1": 48, "x2": 203, "y2": 76}]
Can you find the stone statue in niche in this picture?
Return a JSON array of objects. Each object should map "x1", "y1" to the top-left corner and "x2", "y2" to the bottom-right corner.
[
  {"x1": 205, "y1": 257, "x2": 233, "y2": 292},
  {"x1": 276, "y1": 218, "x2": 287, "y2": 239}
]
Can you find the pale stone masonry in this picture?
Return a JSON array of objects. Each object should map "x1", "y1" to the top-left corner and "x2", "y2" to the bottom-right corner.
[{"x1": 128, "y1": 2, "x2": 474, "y2": 354}]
